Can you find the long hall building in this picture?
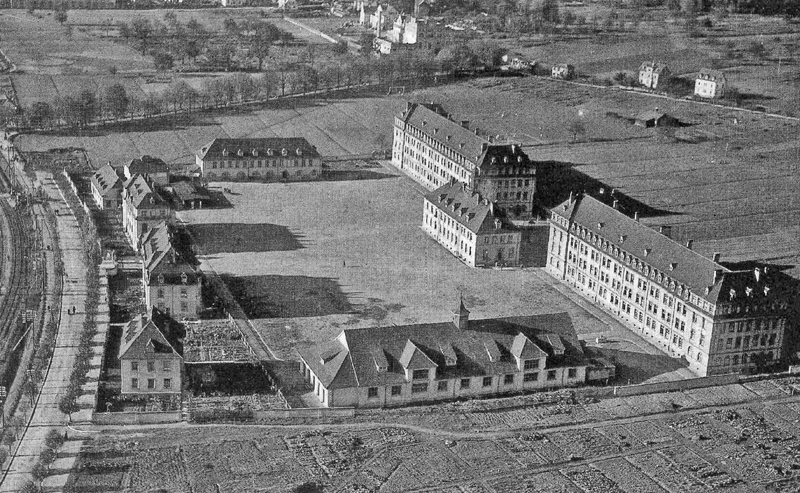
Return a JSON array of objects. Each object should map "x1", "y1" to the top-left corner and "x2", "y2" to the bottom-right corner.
[
  {"x1": 392, "y1": 102, "x2": 536, "y2": 217},
  {"x1": 546, "y1": 194, "x2": 791, "y2": 377}
]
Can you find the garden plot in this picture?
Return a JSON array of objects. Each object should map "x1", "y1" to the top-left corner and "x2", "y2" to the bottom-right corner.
[
  {"x1": 583, "y1": 397, "x2": 639, "y2": 419},
  {"x1": 505, "y1": 471, "x2": 582, "y2": 493},
  {"x1": 621, "y1": 420, "x2": 680, "y2": 447},
  {"x1": 627, "y1": 451, "x2": 708, "y2": 493},
  {"x1": 593, "y1": 457, "x2": 668, "y2": 493},
  {"x1": 666, "y1": 413, "x2": 737, "y2": 444},
  {"x1": 129, "y1": 446, "x2": 192, "y2": 493},
  {"x1": 705, "y1": 443, "x2": 788, "y2": 485},
  {"x1": 494, "y1": 436, "x2": 549, "y2": 467},
  {"x1": 658, "y1": 446, "x2": 741, "y2": 489},
  {"x1": 743, "y1": 379, "x2": 791, "y2": 399},
  {"x1": 547, "y1": 428, "x2": 620, "y2": 460},
  {"x1": 381, "y1": 443, "x2": 471, "y2": 491},
  {"x1": 595, "y1": 424, "x2": 651, "y2": 453},
  {"x1": 561, "y1": 465, "x2": 626, "y2": 493},
  {"x1": 681, "y1": 384, "x2": 757, "y2": 407},
  {"x1": 450, "y1": 439, "x2": 518, "y2": 476},
  {"x1": 184, "y1": 320, "x2": 256, "y2": 363}
]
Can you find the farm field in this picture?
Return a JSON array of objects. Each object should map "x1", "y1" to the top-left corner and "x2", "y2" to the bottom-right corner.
[{"x1": 66, "y1": 382, "x2": 800, "y2": 492}]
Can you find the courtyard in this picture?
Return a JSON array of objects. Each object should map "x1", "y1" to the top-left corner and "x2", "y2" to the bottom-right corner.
[{"x1": 178, "y1": 165, "x2": 693, "y2": 384}]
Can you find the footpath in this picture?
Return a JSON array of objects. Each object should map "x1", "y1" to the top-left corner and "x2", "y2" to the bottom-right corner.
[{"x1": 0, "y1": 167, "x2": 92, "y2": 492}]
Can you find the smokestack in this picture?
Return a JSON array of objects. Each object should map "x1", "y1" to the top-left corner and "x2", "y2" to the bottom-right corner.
[
  {"x1": 634, "y1": 211, "x2": 639, "y2": 222},
  {"x1": 686, "y1": 239, "x2": 694, "y2": 250},
  {"x1": 713, "y1": 269, "x2": 723, "y2": 284},
  {"x1": 713, "y1": 252, "x2": 721, "y2": 263},
  {"x1": 754, "y1": 267, "x2": 761, "y2": 283},
  {"x1": 612, "y1": 199, "x2": 619, "y2": 210}
]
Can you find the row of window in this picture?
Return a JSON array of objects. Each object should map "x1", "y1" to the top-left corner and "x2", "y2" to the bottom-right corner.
[
  {"x1": 209, "y1": 158, "x2": 315, "y2": 169},
  {"x1": 368, "y1": 369, "x2": 578, "y2": 398},
  {"x1": 718, "y1": 334, "x2": 777, "y2": 351},
  {"x1": 131, "y1": 377, "x2": 172, "y2": 389},
  {"x1": 130, "y1": 360, "x2": 172, "y2": 372}
]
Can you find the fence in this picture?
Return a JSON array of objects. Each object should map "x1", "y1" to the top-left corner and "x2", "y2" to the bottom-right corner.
[
  {"x1": 92, "y1": 410, "x2": 182, "y2": 425},
  {"x1": 578, "y1": 373, "x2": 741, "y2": 400},
  {"x1": 253, "y1": 407, "x2": 355, "y2": 420}
]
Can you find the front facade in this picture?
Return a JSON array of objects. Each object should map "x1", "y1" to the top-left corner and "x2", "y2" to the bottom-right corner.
[
  {"x1": 141, "y1": 222, "x2": 202, "y2": 320},
  {"x1": 122, "y1": 174, "x2": 174, "y2": 250},
  {"x1": 423, "y1": 181, "x2": 521, "y2": 267},
  {"x1": 195, "y1": 138, "x2": 322, "y2": 182},
  {"x1": 694, "y1": 69, "x2": 726, "y2": 99},
  {"x1": 392, "y1": 102, "x2": 536, "y2": 217},
  {"x1": 546, "y1": 194, "x2": 791, "y2": 377},
  {"x1": 119, "y1": 308, "x2": 183, "y2": 395},
  {"x1": 299, "y1": 301, "x2": 600, "y2": 408},
  {"x1": 638, "y1": 61, "x2": 670, "y2": 89},
  {"x1": 551, "y1": 64, "x2": 575, "y2": 80},
  {"x1": 90, "y1": 163, "x2": 123, "y2": 210}
]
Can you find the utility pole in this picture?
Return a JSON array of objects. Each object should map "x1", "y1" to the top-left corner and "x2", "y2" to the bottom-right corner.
[{"x1": 0, "y1": 386, "x2": 6, "y2": 428}]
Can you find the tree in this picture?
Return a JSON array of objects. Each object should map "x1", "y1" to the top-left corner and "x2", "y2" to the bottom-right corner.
[
  {"x1": 207, "y1": 38, "x2": 237, "y2": 71},
  {"x1": 256, "y1": 71, "x2": 277, "y2": 99},
  {"x1": 358, "y1": 32, "x2": 375, "y2": 55},
  {"x1": 569, "y1": 120, "x2": 586, "y2": 142},
  {"x1": 77, "y1": 90, "x2": 97, "y2": 125},
  {"x1": 244, "y1": 20, "x2": 280, "y2": 71},
  {"x1": 435, "y1": 44, "x2": 477, "y2": 73},
  {"x1": 332, "y1": 39, "x2": 349, "y2": 55},
  {"x1": 54, "y1": 5, "x2": 67, "y2": 25},
  {"x1": 293, "y1": 482, "x2": 324, "y2": 493},
  {"x1": 57, "y1": 395, "x2": 79, "y2": 422},
  {"x1": 104, "y1": 83, "x2": 129, "y2": 119},
  {"x1": 468, "y1": 40, "x2": 505, "y2": 69},
  {"x1": 540, "y1": 0, "x2": 560, "y2": 24},
  {"x1": 131, "y1": 17, "x2": 153, "y2": 54},
  {"x1": 231, "y1": 73, "x2": 257, "y2": 102},
  {"x1": 153, "y1": 51, "x2": 174, "y2": 71},
  {"x1": 28, "y1": 102, "x2": 52, "y2": 128}
]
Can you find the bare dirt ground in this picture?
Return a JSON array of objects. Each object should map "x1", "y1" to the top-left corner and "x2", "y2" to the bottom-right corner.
[{"x1": 64, "y1": 377, "x2": 800, "y2": 492}]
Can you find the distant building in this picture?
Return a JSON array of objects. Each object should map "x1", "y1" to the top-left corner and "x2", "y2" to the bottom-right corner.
[
  {"x1": 638, "y1": 61, "x2": 670, "y2": 89},
  {"x1": 123, "y1": 155, "x2": 170, "y2": 187},
  {"x1": 122, "y1": 174, "x2": 174, "y2": 250},
  {"x1": 393, "y1": 102, "x2": 536, "y2": 217},
  {"x1": 695, "y1": 69, "x2": 726, "y2": 99},
  {"x1": 195, "y1": 138, "x2": 322, "y2": 182},
  {"x1": 551, "y1": 64, "x2": 575, "y2": 80},
  {"x1": 634, "y1": 111, "x2": 679, "y2": 128},
  {"x1": 546, "y1": 193, "x2": 792, "y2": 377},
  {"x1": 141, "y1": 222, "x2": 202, "y2": 320},
  {"x1": 164, "y1": 181, "x2": 210, "y2": 210},
  {"x1": 119, "y1": 308, "x2": 183, "y2": 395},
  {"x1": 298, "y1": 298, "x2": 608, "y2": 407},
  {"x1": 90, "y1": 163, "x2": 124, "y2": 210},
  {"x1": 423, "y1": 182, "x2": 521, "y2": 267}
]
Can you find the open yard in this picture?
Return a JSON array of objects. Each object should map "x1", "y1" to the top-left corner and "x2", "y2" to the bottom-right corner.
[{"x1": 64, "y1": 379, "x2": 800, "y2": 492}]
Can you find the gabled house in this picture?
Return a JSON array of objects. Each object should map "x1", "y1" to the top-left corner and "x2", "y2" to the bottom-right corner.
[
  {"x1": 141, "y1": 221, "x2": 202, "y2": 320},
  {"x1": 551, "y1": 64, "x2": 575, "y2": 80},
  {"x1": 119, "y1": 307, "x2": 184, "y2": 394},
  {"x1": 694, "y1": 69, "x2": 726, "y2": 99},
  {"x1": 123, "y1": 155, "x2": 170, "y2": 186},
  {"x1": 298, "y1": 298, "x2": 604, "y2": 407},
  {"x1": 634, "y1": 110, "x2": 679, "y2": 128},
  {"x1": 638, "y1": 61, "x2": 670, "y2": 89},
  {"x1": 423, "y1": 181, "x2": 521, "y2": 267},
  {"x1": 122, "y1": 174, "x2": 174, "y2": 250},
  {"x1": 90, "y1": 162, "x2": 124, "y2": 210},
  {"x1": 195, "y1": 138, "x2": 322, "y2": 182}
]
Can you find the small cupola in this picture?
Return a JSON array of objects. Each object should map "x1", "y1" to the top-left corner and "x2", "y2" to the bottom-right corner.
[{"x1": 452, "y1": 295, "x2": 470, "y2": 330}]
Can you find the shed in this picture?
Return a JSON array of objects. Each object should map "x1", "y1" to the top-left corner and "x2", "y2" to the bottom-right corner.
[{"x1": 634, "y1": 111, "x2": 679, "y2": 128}]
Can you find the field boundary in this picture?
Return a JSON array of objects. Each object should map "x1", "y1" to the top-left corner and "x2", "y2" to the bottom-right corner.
[
  {"x1": 578, "y1": 372, "x2": 741, "y2": 399},
  {"x1": 91, "y1": 410, "x2": 182, "y2": 425}
]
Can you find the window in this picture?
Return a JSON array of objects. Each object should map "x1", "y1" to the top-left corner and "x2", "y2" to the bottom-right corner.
[
  {"x1": 147, "y1": 378, "x2": 155, "y2": 389},
  {"x1": 391, "y1": 385, "x2": 402, "y2": 396},
  {"x1": 367, "y1": 387, "x2": 378, "y2": 399},
  {"x1": 482, "y1": 376, "x2": 493, "y2": 387},
  {"x1": 547, "y1": 370, "x2": 557, "y2": 381},
  {"x1": 163, "y1": 378, "x2": 171, "y2": 389},
  {"x1": 180, "y1": 301, "x2": 188, "y2": 312},
  {"x1": 523, "y1": 359, "x2": 538, "y2": 370},
  {"x1": 568, "y1": 368, "x2": 577, "y2": 379},
  {"x1": 411, "y1": 382, "x2": 428, "y2": 394},
  {"x1": 131, "y1": 378, "x2": 139, "y2": 389},
  {"x1": 180, "y1": 288, "x2": 188, "y2": 298},
  {"x1": 504, "y1": 374, "x2": 514, "y2": 385},
  {"x1": 523, "y1": 372, "x2": 538, "y2": 382},
  {"x1": 157, "y1": 288, "x2": 164, "y2": 299},
  {"x1": 460, "y1": 378, "x2": 470, "y2": 389},
  {"x1": 437, "y1": 381, "x2": 448, "y2": 392},
  {"x1": 147, "y1": 361, "x2": 155, "y2": 372},
  {"x1": 162, "y1": 361, "x2": 170, "y2": 372},
  {"x1": 412, "y1": 369, "x2": 429, "y2": 380},
  {"x1": 131, "y1": 361, "x2": 139, "y2": 371}
]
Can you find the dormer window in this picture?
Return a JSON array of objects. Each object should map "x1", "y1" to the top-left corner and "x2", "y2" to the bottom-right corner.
[
  {"x1": 281, "y1": 148, "x2": 288, "y2": 156},
  {"x1": 266, "y1": 148, "x2": 273, "y2": 156},
  {"x1": 157, "y1": 274, "x2": 164, "y2": 285},
  {"x1": 237, "y1": 149, "x2": 244, "y2": 157},
  {"x1": 252, "y1": 149, "x2": 258, "y2": 157},
  {"x1": 643, "y1": 248, "x2": 651, "y2": 257},
  {"x1": 222, "y1": 149, "x2": 229, "y2": 157},
  {"x1": 729, "y1": 289, "x2": 736, "y2": 300},
  {"x1": 296, "y1": 148, "x2": 302, "y2": 156},
  {"x1": 669, "y1": 263, "x2": 676, "y2": 271},
  {"x1": 597, "y1": 222, "x2": 604, "y2": 229},
  {"x1": 181, "y1": 272, "x2": 188, "y2": 285}
]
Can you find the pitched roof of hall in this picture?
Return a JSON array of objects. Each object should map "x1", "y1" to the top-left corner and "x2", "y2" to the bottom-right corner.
[
  {"x1": 297, "y1": 312, "x2": 583, "y2": 390},
  {"x1": 196, "y1": 138, "x2": 321, "y2": 161},
  {"x1": 424, "y1": 181, "x2": 515, "y2": 235},
  {"x1": 123, "y1": 174, "x2": 169, "y2": 209},
  {"x1": 126, "y1": 155, "x2": 169, "y2": 175},
  {"x1": 551, "y1": 194, "x2": 732, "y2": 304},
  {"x1": 140, "y1": 222, "x2": 199, "y2": 284},
  {"x1": 118, "y1": 307, "x2": 183, "y2": 360},
  {"x1": 90, "y1": 163, "x2": 123, "y2": 197}
]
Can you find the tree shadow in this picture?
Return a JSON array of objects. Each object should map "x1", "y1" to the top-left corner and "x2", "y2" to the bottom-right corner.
[
  {"x1": 187, "y1": 223, "x2": 306, "y2": 255},
  {"x1": 219, "y1": 274, "x2": 355, "y2": 319}
]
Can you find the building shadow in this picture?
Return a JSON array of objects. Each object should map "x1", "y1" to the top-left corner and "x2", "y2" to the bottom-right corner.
[
  {"x1": 519, "y1": 225, "x2": 550, "y2": 267},
  {"x1": 219, "y1": 274, "x2": 355, "y2": 319},
  {"x1": 319, "y1": 169, "x2": 399, "y2": 182},
  {"x1": 187, "y1": 223, "x2": 306, "y2": 255},
  {"x1": 585, "y1": 347, "x2": 689, "y2": 385}
]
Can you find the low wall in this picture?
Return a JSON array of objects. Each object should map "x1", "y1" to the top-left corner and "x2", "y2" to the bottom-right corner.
[
  {"x1": 254, "y1": 407, "x2": 354, "y2": 420},
  {"x1": 92, "y1": 410, "x2": 182, "y2": 425},
  {"x1": 607, "y1": 373, "x2": 740, "y2": 398}
]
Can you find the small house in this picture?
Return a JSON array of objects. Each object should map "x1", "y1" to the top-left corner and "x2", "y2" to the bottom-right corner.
[
  {"x1": 90, "y1": 163, "x2": 124, "y2": 210},
  {"x1": 638, "y1": 61, "x2": 670, "y2": 90},
  {"x1": 694, "y1": 69, "x2": 726, "y2": 99},
  {"x1": 119, "y1": 308, "x2": 184, "y2": 394},
  {"x1": 634, "y1": 110, "x2": 679, "y2": 128},
  {"x1": 551, "y1": 64, "x2": 575, "y2": 80}
]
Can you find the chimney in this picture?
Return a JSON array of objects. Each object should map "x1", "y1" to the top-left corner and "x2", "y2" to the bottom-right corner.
[
  {"x1": 460, "y1": 120, "x2": 469, "y2": 128},
  {"x1": 686, "y1": 239, "x2": 694, "y2": 250},
  {"x1": 489, "y1": 202, "x2": 494, "y2": 216},
  {"x1": 568, "y1": 191, "x2": 574, "y2": 203},
  {"x1": 713, "y1": 252, "x2": 721, "y2": 263},
  {"x1": 612, "y1": 199, "x2": 619, "y2": 210},
  {"x1": 406, "y1": 101, "x2": 412, "y2": 111},
  {"x1": 480, "y1": 142, "x2": 488, "y2": 152},
  {"x1": 474, "y1": 128, "x2": 480, "y2": 135},
  {"x1": 634, "y1": 211, "x2": 639, "y2": 222},
  {"x1": 713, "y1": 269, "x2": 723, "y2": 284},
  {"x1": 599, "y1": 187, "x2": 605, "y2": 195},
  {"x1": 659, "y1": 225, "x2": 671, "y2": 238}
]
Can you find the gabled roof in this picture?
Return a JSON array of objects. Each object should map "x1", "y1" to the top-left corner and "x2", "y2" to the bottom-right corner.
[
  {"x1": 141, "y1": 222, "x2": 199, "y2": 285},
  {"x1": 424, "y1": 181, "x2": 515, "y2": 235},
  {"x1": 196, "y1": 138, "x2": 321, "y2": 161},
  {"x1": 170, "y1": 181, "x2": 210, "y2": 202},
  {"x1": 124, "y1": 174, "x2": 169, "y2": 209},
  {"x1": 298, "y1": 312, "x2": 586, "y2": 390},
  {"x1": 511, "y1": 333, "x2": 547, "y2": 360},
  {"x1": 639, "y1": 60, "x2": 669, "y2": 74},
  {"x1": 399, "y1": 102, "x2": 487, "y2": 165},
  {"x1": 551, "y1": 194, "x2": 733, "y2": 305},
  {"x1": 126, "y1": 155, "x2": 169, "y2": 176},
  {"x1": 697, "y1": 68, "x2": 726, "y2": 83},
  {"x1": 91, "y1": 163, "x2": 123, "y2": 197},
  {"x1": 119, "y1": 307, "x2": 183, "y2": 360}
]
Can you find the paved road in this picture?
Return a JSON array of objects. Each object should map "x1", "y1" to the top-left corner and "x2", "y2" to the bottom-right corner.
[{"x1": 0, "y1": 169, "x2": 90, "y2": 492}]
